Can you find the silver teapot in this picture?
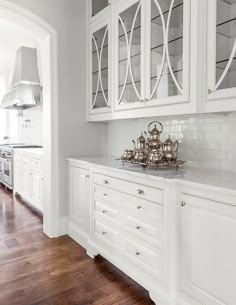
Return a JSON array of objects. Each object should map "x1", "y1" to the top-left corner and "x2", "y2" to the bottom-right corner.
[
  {"x1": 162, "y1": 135, "x2": 179, "y2": 162},
  {"x1": 146, "y1": 121, "x2": 163, "y2": 150}
]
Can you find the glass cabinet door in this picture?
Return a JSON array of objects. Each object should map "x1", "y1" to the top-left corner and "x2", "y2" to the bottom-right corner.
[
  {"x1": 208, "y1": 0, "x2": 236, "y2": 98},
  {"x1": 115, "y1": 0, "x2": 145, "y2": 107},
  {"x1": 146, "y1": 0, "x2": 188, "y2": 103},
  {"x1": 91, "y1": 0, "x2": 110, "y2": 18},
  {"x1": 91, "y1": 23, "x2": 110, "y2": 113}
]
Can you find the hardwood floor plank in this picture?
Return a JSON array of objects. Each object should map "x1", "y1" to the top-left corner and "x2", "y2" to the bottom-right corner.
[{"x1": 0, "y1": 185, "x2": 154, "y2": 305}]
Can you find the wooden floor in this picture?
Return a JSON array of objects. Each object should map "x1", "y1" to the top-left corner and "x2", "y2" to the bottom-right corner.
[{"x1": 0, "y1": 185, "x2": 154, "y2": 305}]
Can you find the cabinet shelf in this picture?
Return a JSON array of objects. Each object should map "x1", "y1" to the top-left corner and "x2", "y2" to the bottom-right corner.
[
  {"x1": 93, "y1": 89, "x2": 108, "y2": 95},
  {"x1": 92, "y1": 67, "x2": 109, "y2": 75},
  {"x1": 220, "y1": 0, "x2": 236, "y2": 4},
  {"x1": 92, "y1": 44, "x2": 108, "y2": 55},
  {"x1": 151, "y1": 36, "x2": 183, "y2": 55},
  {"x1": 151, "y1": 2, "x2": 183, "y2": 25},
  {"x1": 217, "y1": 17, "x2": 236, "y2": 38}
]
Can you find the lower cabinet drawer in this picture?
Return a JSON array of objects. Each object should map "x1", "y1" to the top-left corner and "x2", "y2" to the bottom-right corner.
[
  {"x1": 93, "y1": 173, "x2": 164, "y2": 204},
  {"x1": 94, "y1": 184, "x2": 121, "y2": 207},
  {"x1": 95, "y1": 200, "x2": 123, "y2": 224},
  {"x1": 125, "y1": 216, "x2": 163, "y2": 249},
  {"x1": 94, "y1": 220, "x2": 121, "y2": 251},
  {"x1": 123, "y1": 235, "x2": 164, "y2": 280}
]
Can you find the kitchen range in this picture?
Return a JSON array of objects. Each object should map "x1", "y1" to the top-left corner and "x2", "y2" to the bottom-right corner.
[{"x1": 0, "y1": 143, "x2": 42, "y2": 189}]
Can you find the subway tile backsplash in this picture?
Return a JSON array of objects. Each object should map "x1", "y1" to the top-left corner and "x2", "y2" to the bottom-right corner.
[{"x1": 107, "y1": 113, "x2": 236, "y2": 173}]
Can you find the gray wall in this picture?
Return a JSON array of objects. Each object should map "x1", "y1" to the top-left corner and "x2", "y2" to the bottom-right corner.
[{"x1": 7, "y1": 0, "x2": 108, "y2": 216}]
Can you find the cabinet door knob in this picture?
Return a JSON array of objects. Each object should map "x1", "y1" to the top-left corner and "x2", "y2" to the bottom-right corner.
[
  {"x1": 103, "y1": 193, "x2": 108, "y2": 197},
  {"x1": 102, "y1": 231, "x2": 107, "y2": 235},
  {"x1": 102, "y1": 210, "x2": 107, "y2": 214},
  {"x1": 137, "y1": 205, "x2": 143, "y2": 210},
  {"x1": 136, "y1": 251, "x2": 141, "y2": 256},
  {"x1": 181, "y1": 201, "x2": 186, "y2": 207},
  {"x1": 137, "y1": 189, "x2": 144, "y2": 195},
  {"x1": 136, "y1": 225, "x2": 142, "y2": 230},
  {"x1": 86, "y1": 175, "x2": 90, "y2": 178},
  {"x1": 103, "y1": 180, "x2": 109, "y2": 185}
]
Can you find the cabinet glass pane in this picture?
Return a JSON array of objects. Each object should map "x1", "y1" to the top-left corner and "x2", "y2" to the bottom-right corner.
[
  {"x1": 118, "y1": 1, "x2": 142, "y2": 104},
  {"x1": 150, "y1": 0, "x2": 183, "y2": 100},
  {"x1": 92, "y1": 26, "x2": 109, "y2": 109},
  {"x1": 215, "y1": 0, "x2": 236, "y2": 90},
  {"x1": 92, "y1": 0, "x2": 109, "y2": 17}
]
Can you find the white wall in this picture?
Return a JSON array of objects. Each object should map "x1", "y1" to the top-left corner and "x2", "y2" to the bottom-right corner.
[
  {"x1": 6, "y1": 0, "x2": 108, "y2": 217},
  {"x1": 18, "y1": 105, "x2": 43, "y2": 145},
  {"x1": 107, "y1": 112, "x2": 236, "y2": 173}
]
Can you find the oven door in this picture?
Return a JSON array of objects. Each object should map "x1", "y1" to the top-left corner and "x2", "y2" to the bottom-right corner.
[{"x1": 0, "y1": 157, "x2": 12, "y2": 187}]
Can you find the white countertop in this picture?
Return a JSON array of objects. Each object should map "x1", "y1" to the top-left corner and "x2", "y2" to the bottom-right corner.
[
  {"x1": 14, "y1": 148, "x2": 43, "y2": 159},
  {"x1": 68, "y1": 156, "x2": 236, "y2": 193}
]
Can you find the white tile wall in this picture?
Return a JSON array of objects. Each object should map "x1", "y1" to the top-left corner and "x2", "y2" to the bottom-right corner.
[
  {"x1": 107, "y1": 113, "x2": 236, "y2": 173},
  {"x1": 18, "y1": 104, "x2": 43, "y2": 146}
]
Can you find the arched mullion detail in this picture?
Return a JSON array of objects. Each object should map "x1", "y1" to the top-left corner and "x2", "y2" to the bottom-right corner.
[
  {"x1": 165, "y1": 0, "x2": 183, "y2": 94},
  {"x1": 129, "y1": 1, "x2": 142, "y2": 100},
  {"x1": 92, "y1": 35, "x2": 100, "y2": 108},
  {"x1": 99, "y1": 25, "x2": 109, "y2": 106},
  {"x1": 118, "y1": 16, "x2": 130, "y2": 104},
  {"x1": 215, "y1": 38, "x2": 236, "y2": 91},
  {"x1": 150, "y1": 0, "x2": 166, "y2": 100}
]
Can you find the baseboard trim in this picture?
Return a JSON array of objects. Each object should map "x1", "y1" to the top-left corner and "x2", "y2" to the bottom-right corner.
[{"x1": 68, "y1": 220, "x2": 88, "y2": 249}]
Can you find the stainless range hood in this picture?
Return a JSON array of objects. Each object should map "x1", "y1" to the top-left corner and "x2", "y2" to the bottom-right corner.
[{"x1": 1, "y1": 47, "x2": 42, "y2": 110}]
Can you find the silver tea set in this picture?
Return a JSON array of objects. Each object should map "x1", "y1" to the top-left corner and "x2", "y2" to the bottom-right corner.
[{"x1": 120, "y1": 121, "x2": 185, "y2": 169}]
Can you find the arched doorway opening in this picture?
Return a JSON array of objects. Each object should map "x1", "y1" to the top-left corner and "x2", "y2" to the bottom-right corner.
[{"x1": 0, "y1": 0, "x2": 59, "y2": 237}]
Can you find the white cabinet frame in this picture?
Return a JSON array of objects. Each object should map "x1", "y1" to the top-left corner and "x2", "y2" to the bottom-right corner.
[{"x1": 88, "y1": 17, "x2": 112, "y2": 117}]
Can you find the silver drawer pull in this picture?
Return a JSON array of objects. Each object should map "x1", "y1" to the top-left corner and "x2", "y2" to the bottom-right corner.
[
  {"x1": 136, "y1": 225, "x2": 142, "y2": 230},
  {"x1": 137, "y1": 205, "x2": 143, "y2": 210},
  {"x1": 137, "y1": 189, "x2": 144, "y2": 195},
  {"x1": 136, "y1": 251, "x2": 141, "y2": 256},
  {"x1": 181, "y1": 201, "x2": 186, "y2": 207},
  {"x1": 103, "y1": 180, "x2": 109, "y2": 185},
  {"x1": 102, "y1": 231, "x2": 107, "y2": 235},
  {"x1": 102, "y1": 210, "x2": 107, "y2": 214},
  {"x1": 103, "y1": 193, "x2": 108, "y2": 197},
  {"x1": 86, "y1": 175, "x2": 90, "y2": 178}
]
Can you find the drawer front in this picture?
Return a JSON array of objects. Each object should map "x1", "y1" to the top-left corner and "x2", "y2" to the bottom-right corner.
[
  {"x1": 95, "y1": 200, "x2": 122, "y2": 224},
  {"x1": 122, "y1": 193, "x2": 163, "y2": 223},
  {"x1": 94, "y1": 184, "x2": 121, "y2": 207},
  {"x1": 31, "y1": 158, "x2": 42, "y2": 170},
  {"x1": 94, "y1": 220, "x2": 121, "y2": 251},
  {"x1": 125, "y1": 216, "x2": 162, "y2": 248},
  {"x1": 93, "y1": 173, "x2": 164, "y2": 204},
  {"x1": 124, "y1": 235, "x2": 163, "y2": 280}
]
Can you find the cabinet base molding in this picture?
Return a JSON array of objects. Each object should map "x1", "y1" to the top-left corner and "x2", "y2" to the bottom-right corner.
[
  {"x1": 68, "y1": 220, "x2": 89, "y2": 249},
  {"x1": 86, "y1": 239, "x2": 170, "y2": 305}
]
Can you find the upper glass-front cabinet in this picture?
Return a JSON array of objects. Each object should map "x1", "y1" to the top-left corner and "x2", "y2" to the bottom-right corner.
[
  {"x1": 208, "y1": 0, "x2": 236, "y2": 101},
  {"x1": 114, "y1": 0, "x2": 190, "y2": 110},
  {"x1": 90, "y1": 0, "x2": 111, "y2": 20},
  {"x1": 89, "y1": 21, "x2": 111, "y2": 114},
  {"x1": 147, "y1": 0, "x2": 188, "y2": 102}
]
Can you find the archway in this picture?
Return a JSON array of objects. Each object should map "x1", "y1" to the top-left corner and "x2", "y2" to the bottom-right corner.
[{"x1": 0, "y1": 0, "x2": 59, "y2": 237}]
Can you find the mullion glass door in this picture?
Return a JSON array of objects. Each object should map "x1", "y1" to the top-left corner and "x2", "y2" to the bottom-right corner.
[
  {"x1": 91, "y1": 25, "x2": 110, "y2": 112},
  {"x1": 211, "y1": 0, "x2": 236, "y2": 93},
  {"x1": 148, "y1": 0, "x2": 184, "y2": 100},
  {"x1": 117, "y1": 1, "x2": 144, "y2": 106},
  {"x1": 92, "y1": 0, "x2": 109, "y2": 18}
]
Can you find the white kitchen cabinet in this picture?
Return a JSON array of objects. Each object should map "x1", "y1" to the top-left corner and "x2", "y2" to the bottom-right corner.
[
  {"x1": 88, "y1": 17, "x2": 111, "y2": 120},
  {"x1": 179, "y1": 192, "x2": 236, "y2": 305},
  {"x1": 14, "y1": 153, "x2": 43, "y2": 212},
  {"x1": 207, "y1": 0, "x2": 236, "y2": 112},
  {"x1": 113, "y1": 0, "x2": 145, "y2": 110},
  {"x1": 68, "y1": 164, "x2": 90, "y2": 247},
  {"x1": 113, "y1": 0, "x2": 191, "y2": 112},
  {"x1": 89, "y1": 0, "x2": 112, "y2": 23}
]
